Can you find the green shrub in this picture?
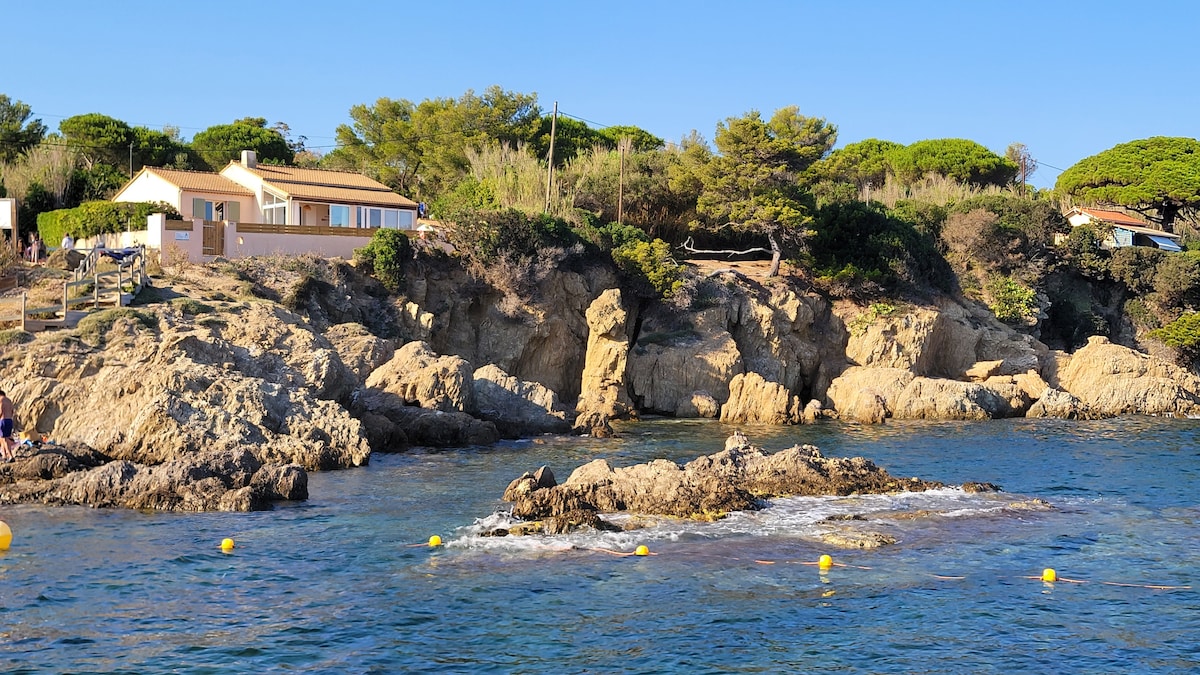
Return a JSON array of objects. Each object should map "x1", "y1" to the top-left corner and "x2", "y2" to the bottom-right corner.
[
  {"x1": 354, "y1": 228, "x2": 413, "y2": 293},
  {"x1": 170, "y1": 298, "x2": 215, "y2": 315},
  {"x1": 1150, "y1": 312, "x2": 1200, "y2": 362},
  {"x1": 1109, "y1": 246, "x2": 1166, "y2": 295},
  {"x1": 594, "y1": 222, "x2": 649, "y2": 251},
  {"x1": 38, "y1": 201, "x2": 179, "y2": 245},
  {"x1": 0, "y1": 329, "x2": 34, "y2": 347},
  {"x1": 1124, "y1": 299, "x2": 1160, "y2": 330},
  {"x1": 810, "y1": 201, "x2": 952, "y2": 294},
  {"x1": 611, "y1": 238, "x2": 683, "y2": 299},
  {"x1": 986, "y1": 276, "x2": 1037, "y2": 323},
  {"x1": 1060, "y1": 224, "x2": 1111, "y2": 279},
  {"x1": 1152, "y1": 252, "x2": 1200, "y2": 310},
  {"x1": 74, "y1": 308, "x2": 157, "y2": 344},
  {"x1": 848, "y1": 302, "x2": 899, "y2": 335}
]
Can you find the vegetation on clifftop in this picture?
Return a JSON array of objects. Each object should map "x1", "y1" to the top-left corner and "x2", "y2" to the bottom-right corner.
[{"x1": 6, "y1": 87, "x2": 1200, "y2": 369}]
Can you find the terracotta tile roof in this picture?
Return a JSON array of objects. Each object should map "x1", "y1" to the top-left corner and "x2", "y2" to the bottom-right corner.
[
  {"x1": 241, "y1": 164, "x2": 417, "y2": 208},
  {"x1": 1075, "y1": 207, "x2": 1152, "y2": 229},
  {"x1": 143, "y1": 167, "x2": 253, "y2": 195}
]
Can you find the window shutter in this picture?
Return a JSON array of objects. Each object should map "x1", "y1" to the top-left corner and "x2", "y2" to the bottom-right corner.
[
  {"x1": 227, "y1": 201, "x2": 240, "y2": 222},
  {"x1": 192, "y1": 198, "x2": 206, "y2": 219}
]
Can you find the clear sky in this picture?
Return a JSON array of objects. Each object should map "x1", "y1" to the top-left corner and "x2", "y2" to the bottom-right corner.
[{"x1": 6, "y1": 0, "x2": 1198, "y2": 188}]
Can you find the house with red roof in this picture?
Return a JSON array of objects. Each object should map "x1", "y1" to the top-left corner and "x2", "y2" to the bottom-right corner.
[
  {"x1": 111, "y1": 151, "x2": 426, "y2": 260},
  {"x1": 1065, "y1": 207, "x2": 1182, "y2": 252}
]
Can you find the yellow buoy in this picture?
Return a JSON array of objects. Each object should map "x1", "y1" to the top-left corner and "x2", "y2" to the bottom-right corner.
[
  {"x1": 428, "y1": 535, "x2": 443, "y2": 547},
  {"x1": 634, "y1": 545, "x2": 650, "y2": 556},
  {"x1": 220, "y1": 537, "x2": 235, "y2": 552},
  {"x1": 818, "y1": 554, "x2": 833, "y2": 570},
  {"x1": 0, "y1": 520, "x2": 12, "y2": 551},
  {"x1": 1041, "y1": 568, "x2": 1057, "y2": 582}
]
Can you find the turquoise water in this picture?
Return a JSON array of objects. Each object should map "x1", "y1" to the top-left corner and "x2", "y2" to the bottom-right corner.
[{"x1": 2, "y1": 418, "x2": 1198, "y2": 673}]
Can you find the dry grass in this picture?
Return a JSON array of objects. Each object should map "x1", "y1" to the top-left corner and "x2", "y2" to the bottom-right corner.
[
  {"x1": 868, "y1": 174, "x2": 1019, "y2": 207},
  {"x1": 0, "y1": 144, "x2": 79, "y2": 206},
  {"x1": 466, "y1": 143, "x2": 576, "y2": 219}
]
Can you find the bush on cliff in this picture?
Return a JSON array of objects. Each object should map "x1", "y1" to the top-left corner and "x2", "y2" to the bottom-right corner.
[
  {"x1": 354, "y1": 228, "x2": 413, "y2": 293},
  {"x1": 1150, "y1": 311, "x2": 1200, "y2": 364},
  {"x1": 611, "y1": 238, "x2": 683, "y2": 299},
  {"x1": 806, "y1": 200, "x2": 952, "y2": 296},
  {"x1": 985, "y1": 275, "x2": 1037, "y2": 324}
]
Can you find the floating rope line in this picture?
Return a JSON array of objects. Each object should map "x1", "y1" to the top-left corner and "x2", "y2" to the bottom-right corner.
[
  {"x1": 588, "y1": 545, "x2": 655, "y2": 557},
  {"x1": 752, "y1": 555, "x2": 871, "y2": 570},
  {"x1": 1023, "y1": 568, "x2": 1190, "y2": 590},
  {"x1": 408, "y1": 540, "x2": 1192, "y2": 590}
]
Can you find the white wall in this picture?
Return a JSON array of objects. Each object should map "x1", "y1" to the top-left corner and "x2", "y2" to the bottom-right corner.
[
  {"x1": 113, "y1": 172, "x2": 182, "y2": 211},
  {"x1": 229, "y1": 227, "x2": 370, "y2": 260}
]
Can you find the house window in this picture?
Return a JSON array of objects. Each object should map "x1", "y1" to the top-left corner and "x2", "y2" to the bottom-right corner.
[
  {"x1": 191, "y1": 198, "x2": 239, "y2": 222},
  {"x1": 355, "y1": 207, "x2": 414, "y2": 229},
  {"x1": 330, "y1": 205, "x2": 351, "y2": 228},
  {"x1": 263, "y1": 192, "x2": 286, "y2": 224}
]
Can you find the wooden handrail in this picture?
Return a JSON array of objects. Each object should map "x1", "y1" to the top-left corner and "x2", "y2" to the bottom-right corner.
[{"x1": 0, "y1": 244, "x2": 149, "y2": 332}]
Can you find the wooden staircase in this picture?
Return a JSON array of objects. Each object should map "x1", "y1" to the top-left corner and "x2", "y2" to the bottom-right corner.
[{"x1": 0, "y1": 245, "x2": 149, "y2": 333}]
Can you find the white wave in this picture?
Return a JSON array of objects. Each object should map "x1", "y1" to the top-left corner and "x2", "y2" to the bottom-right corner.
[{"x1": 447, "y1": 487, "x2": 1046, "y2": 554}]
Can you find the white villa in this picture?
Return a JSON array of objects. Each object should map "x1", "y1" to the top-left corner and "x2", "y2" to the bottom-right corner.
[{"x1": 111, "y1": 151, "x2": 423, "y2": 261}]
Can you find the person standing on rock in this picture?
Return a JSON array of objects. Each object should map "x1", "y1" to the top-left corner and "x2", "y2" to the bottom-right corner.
[{"x1": 0, "y1": 390, "x2": 15, "y2": 461}]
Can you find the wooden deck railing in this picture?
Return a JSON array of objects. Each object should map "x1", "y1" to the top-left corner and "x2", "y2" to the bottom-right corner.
[{"x1": 0, "y1": 245, "x2": 149, "y2": 332}]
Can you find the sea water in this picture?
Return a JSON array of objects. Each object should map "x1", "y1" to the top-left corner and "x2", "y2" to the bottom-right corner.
[{"x1": 1, "y1": 418, "x2": 1197, "y2": 673}]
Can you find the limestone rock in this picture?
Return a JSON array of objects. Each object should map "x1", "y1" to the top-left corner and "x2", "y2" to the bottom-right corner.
[
  {"x1": 843, "y1": 300, "x2": 1048, "y2": 380},
  {"x1": 977, "y1": 375, "x2": 1039, "y2": 418},
  {"x1": 6, "y1": 322, "x2": 371, "y2": 472},
  {"x1": 675, "y1": 391, "x2": 720, "y2": 419},
  {"x1": 719, "y1": 372, "x2": 803, "y2": 425},
  {"x1": 503, "y1": 435, "x2": 946, "y2": 525},
  {"x1": 1053, "y1": 336, "x2": 1200, "y2": 416},
  {"x1": 802, "y1": 399, "x2": 827, "y2": 422},
  {"x1": 574, "y1": 289, "x2": 636, "y2": 428},
  {"x1": 472, "y1": 364, "x2": 571, "y2": 437},
  {"x1": 1027, "y1": 387, "x2": 1091, "y2": 419},
  {"x1": 891, "y1": 377, "x2": 1007, "y2": 420},
  {"x1": 965, "y1": 360, "x2": 1004, "y2": 381},
  {"x1": 0, "y1": 446, "x2": 307, "y2": 512},
  {"x1": 352, "y1": 388, "x2": 498, "y2": 448},
  {"x1": 324, "y1": 322, "x2": 395, "y2": 383},
  {"x1": 627, "y1": 307, "x2": 743, "y2": 416},
  {"x1": 366, "y1": 341, "x2": 476, "y2": 413},
  {"x1": 825, "y1": 367, "x2": 914, "y2": 422},
  {"x1": 413, "y1": 268, "x2": 609, "y2": 404},
  {"x1": 819, "y1": 529, "x2": 897, "y2": 549}
]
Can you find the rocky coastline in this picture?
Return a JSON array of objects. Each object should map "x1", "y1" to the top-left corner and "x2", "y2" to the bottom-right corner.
[{"x1": 1, "y1": 254, "x2": 1197, "y2": 512}]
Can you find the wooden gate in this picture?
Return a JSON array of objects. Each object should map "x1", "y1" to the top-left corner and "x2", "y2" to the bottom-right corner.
[{"x1": 202, "y1": 221, "x2": 224, "y2": 256}]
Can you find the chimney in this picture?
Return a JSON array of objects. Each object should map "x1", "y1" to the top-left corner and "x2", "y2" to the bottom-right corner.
[{"x1": 241, "y1": 150, "x2": 257, "y2": 168}]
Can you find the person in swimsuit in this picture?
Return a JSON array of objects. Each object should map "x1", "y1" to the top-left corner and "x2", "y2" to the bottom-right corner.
[{"x1": 0, "y1": 389, "x2": 15, "y2": 460}]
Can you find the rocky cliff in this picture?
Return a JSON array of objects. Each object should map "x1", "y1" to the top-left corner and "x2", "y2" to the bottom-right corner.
[{"x1": 2, "y1": 252, "x2": 1196, "y2": 512}]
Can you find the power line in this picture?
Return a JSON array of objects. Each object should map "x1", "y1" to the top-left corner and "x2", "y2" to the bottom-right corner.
[{"x1": 557, "y1": 110, "x2": 615, "y2": 130}]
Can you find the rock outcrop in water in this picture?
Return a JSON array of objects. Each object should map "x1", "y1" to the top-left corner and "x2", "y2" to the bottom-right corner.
[{"x1": 496, "y1": 434, "x2": 948, "y2": 533}]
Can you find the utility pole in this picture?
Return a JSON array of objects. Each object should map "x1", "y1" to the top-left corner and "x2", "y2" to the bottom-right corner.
[
  {"x1": 618, "y1": 136, "x2": 630, "y2": 225},
  {"x1": 129, "y1": 142, "x2": 134, "y2": 177},
  {"x1": 544, "y1": 101, "x2": 558, "y2": 213}
]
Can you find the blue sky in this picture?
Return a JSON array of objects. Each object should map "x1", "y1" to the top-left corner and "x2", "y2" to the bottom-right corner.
[{"x1": 7, "y1": 1, "x2": 1198, "y2": 188}]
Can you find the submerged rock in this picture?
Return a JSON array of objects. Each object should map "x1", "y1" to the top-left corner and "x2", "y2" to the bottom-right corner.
[{"x1": 497, "y1": 434, "x2": 947, "y2": 533}]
